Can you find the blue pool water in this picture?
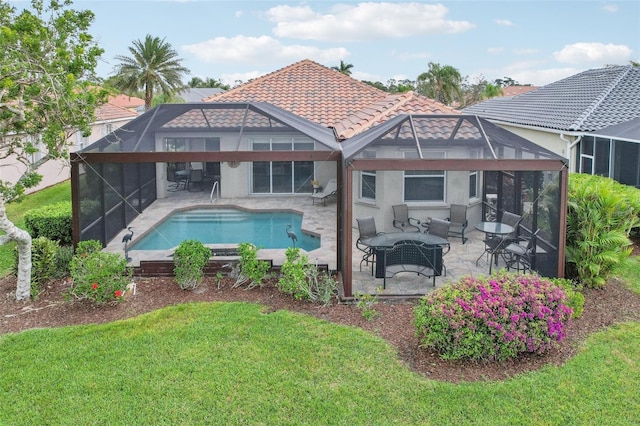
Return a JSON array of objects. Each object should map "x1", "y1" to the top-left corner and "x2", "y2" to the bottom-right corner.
[{"x1": 130, "y1": 208, "x2": 321, "y2": 251}]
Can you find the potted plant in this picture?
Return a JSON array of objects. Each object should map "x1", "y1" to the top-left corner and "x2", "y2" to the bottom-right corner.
[
  {"x1": 173, "y1": 240, "x2": 211, "y2": 290},
  {"x1": 311, "y1": 179, "x2": 321, "y2": 188}
]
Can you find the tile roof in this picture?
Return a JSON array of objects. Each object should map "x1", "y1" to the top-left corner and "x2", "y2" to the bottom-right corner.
[
  {"x1": 500, "y1": 86, "x2": 538, "y2": 97},
  {"x1": 205, "y1": 59, "x2": 387, "y2": 128},
  {"x1": 204, "y1": 59, "x2": 457, "y2": 139},
  {"x1": 108, "y1": 94, "x2": 145, "y2": 109},
  {"x1": 95, "y1": 102, "x2": 138, "y2": 121},
  {"x1": 333, "y1": 91, "x2": 459, "y2": 139},
  {"x1": 462, "y1": 65, "x2": 640, "y2": 132}
]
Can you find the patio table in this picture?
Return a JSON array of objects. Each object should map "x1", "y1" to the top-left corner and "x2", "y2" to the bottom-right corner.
[
  {"x1": 474, "y1": 222, "x2": 514, "y2": 273},
  {"x1": 362, "y1": 232, "x2": 449, "y2": 286}
]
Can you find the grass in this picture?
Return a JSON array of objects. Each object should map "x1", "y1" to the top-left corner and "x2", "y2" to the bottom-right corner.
[
  {"x1": 0, "y1": 181, "x2": 70, "y2": 274},
  {"x1": 0, "y1": 302, "x2": 638, "y2": 425},
  {"x1": 1, "y1": 183, "x2": 638, "y2": 423}
]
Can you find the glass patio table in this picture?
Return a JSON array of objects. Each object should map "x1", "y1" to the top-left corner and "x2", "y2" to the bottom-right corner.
[{"x1": 474, "y1": 222, "x2": 514, "y2": 273}]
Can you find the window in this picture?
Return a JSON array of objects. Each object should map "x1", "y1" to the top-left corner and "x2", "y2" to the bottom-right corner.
[
  {"x1": 250, "y1": 137, "x2": 314, "y2": 194},
  {"x1": 360, "y1": 150, "x2": 376, "y2": 201},
  {"x1": 403, "y1": 152, "x2": 445, "y2": 202},
  {"x1": 469, "y1": 171, "x2": 478, "y2": 199},
  {"x1": 579, "y1": 137, "x2": 595, "y2": 174}
]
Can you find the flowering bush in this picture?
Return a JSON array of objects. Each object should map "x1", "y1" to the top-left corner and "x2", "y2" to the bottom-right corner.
[
  {"x1": 68, "y1": 249, "x2": 131, "y2": 304},
  {"x1": 414, "y1": 272, "x2": 573, "y2": 361}
]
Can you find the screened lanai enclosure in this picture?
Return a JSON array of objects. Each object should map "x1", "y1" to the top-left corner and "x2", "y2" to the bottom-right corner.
[
  {"x1": 341, "y1": 114, "x2": 568, "y2": 297},
  {"x1": 71, "y1": 104, "x2": 568, "y2": 299},
  {"x1": 70, "y1": 102, "x2": 341, "y2": 248}
]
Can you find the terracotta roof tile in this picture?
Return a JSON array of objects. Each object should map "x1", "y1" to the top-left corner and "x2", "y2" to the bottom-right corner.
[
  {"x1": 334, "y1": 91, "x2": 459, "y2": 139},
  {"x1": 204, "y1": 59, "x2": 458, "y2": 140},
  {"x1": 108, "y1": 94, "x2": 145, "y2": 109},
  {"x1": 204, "y1": 59, "x2": 387, "y2": 128},
  {"x1": 95, "y1": 102, "x2": 138, "y2": 121},
  {"x1": 501, "y1": 86, "x2": 538, "y2": 97}
]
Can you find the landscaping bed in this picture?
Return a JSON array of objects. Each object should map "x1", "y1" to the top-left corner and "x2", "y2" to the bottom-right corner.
[{"x1": 2, "y1": 273, "x2": 640, "y2": 384}]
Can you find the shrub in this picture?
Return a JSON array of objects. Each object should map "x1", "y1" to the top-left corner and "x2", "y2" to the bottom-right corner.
[
  {"x1": 354, "y1": 287, "x2": 383, "y2": 321},
  {"x1": 550, "y1": 277, "x2": 585, "y2": 319},
  {"x1": 277, "y1": 247, "x2": 338, "y2": 305},
  {"x1": 173, "y1": 240, "x2": 211, "y2": 290},
  {"x1": 24, "y1": 202, "x2": 72, "y2": 245},
  {"x1": 414, "y1": 272, "x2": 573, "y2": 361},
  {"x1": 12, "y1": 237, "x2": 59, "y2": 300},
  {"x1": 233, "y1": 243, "x2": 271, "y2": 288},
  {"x1": 566, "y1": 174, "x2": 640, "y2": 288},
  {"x1": 68, "y1": 250, "x2": 131, "y2": 304},
  {"x1": 54, "y1": 245, "x2": 75, "y2": 278},
  {"x1": 76, "y1": 240, "x2": 103, "y2": 256}
]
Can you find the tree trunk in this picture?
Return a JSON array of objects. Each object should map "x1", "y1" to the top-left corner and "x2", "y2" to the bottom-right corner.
[{"x1": 0, "y1": 198, "x2": 32, "y2": 301}]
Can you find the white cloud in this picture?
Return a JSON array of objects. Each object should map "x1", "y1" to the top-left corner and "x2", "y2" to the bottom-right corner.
[
  {"x1": 495, "y1": 19, "x2": 514, "y2": 27},
  {"x1": 182, "y1": 35, "x2": 348, "y2": 66},
  {"x1": 602, "y1": 4, "x2": 619, "y2": 13},
  {"x1": 511, "y1": 67, "x2": 580, "y2": 86},
  {"x1": 487, "y1": 47, "x2": 504, "y2": 55},
  {"x1": 554, "y1": 42, "x2": 632, "y2": 65},
  {"x1": 265, "y1": 3, "x2": 475, "y2": 42},
  {"x1": 220, "y1": 71, "x2": 266, "y2": 87},
  {"x1": 235, "y1": 10, "x2": 243, "y2": 18}
]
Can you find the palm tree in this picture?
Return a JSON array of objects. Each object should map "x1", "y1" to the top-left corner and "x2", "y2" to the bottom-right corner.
[
  {"x1": 416, "y1": 62, "x2": 464, "y2": 106},
  {"x1": 112, "y1": 35, "x2": 190, "y2": 110},
  {"x1": 332, "y1": 60, "x2": 354, "y2": 76}
]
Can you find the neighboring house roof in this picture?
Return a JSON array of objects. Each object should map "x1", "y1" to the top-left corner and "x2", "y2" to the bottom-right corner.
[
  {"x1": 587, "y1": 117, "x2": 640, "y2": 143},
  {"x1": 179, "y1": 88, "x2": 224, "y2": 102},
  {"x1": 95, "y1": 102, "x2": 139, "y2": 122},
  {"x1": 463, "y1": 65, "x2": 640, "y2": 132},
  {"x1": 501, "y1": 86, "x2": 538, "y2": 97},
  {"x1": 204, "y1": 59, "x2": 456, "y2": 140},
  {"x1": 108, "y1": 94, "x2": 145, "y2": 109}
]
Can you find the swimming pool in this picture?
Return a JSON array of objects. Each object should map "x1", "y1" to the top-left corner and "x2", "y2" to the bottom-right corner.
[{"x1": 129, "y1": 208, "x2": 321, "y2": 251}]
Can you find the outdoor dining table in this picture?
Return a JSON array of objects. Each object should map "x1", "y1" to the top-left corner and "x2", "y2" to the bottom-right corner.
[
  {"x1": 363, "y1": 232, "x2": 449, "y2": 283},
  {"x1": 474, "y1": 221, "x2": 514, "y2": 273}
]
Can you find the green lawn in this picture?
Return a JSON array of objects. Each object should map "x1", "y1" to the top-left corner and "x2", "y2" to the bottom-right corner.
[
  {"x1": 0, "y1": 181, "x2": 71, "y2": 274},
  {"x1": 1, "y1": 302, "x2": 638, "y2": 425},
  {"x1": 1, "y1": 182, "x2": 639, "y2": 424}
]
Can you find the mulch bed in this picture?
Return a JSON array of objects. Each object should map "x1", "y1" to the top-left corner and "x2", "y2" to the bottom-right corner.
[{"x1": 2, "y1": 273, "x2": 640, "y2": 383}]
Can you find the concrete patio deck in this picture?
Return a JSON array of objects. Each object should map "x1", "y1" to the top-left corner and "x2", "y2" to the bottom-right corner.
[{"x1": 103, "y1": 186, "x2": 507, "y2": 297}]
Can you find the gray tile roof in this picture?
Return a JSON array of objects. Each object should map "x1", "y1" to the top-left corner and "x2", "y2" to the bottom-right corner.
[{"x1": 463, "y1": 65, "x2": 640, "y2": 132}]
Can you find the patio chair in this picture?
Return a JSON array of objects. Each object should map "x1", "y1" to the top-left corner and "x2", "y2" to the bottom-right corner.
[
  {"x1": 392, "y1": 204, "x2": 421, "y2": 232},
  {"x1": 505, "y1": 229, "x2": 540, "y2": 273},
  {"x1": 424, "y1": 217, "x2": 450, "y2": 275},
  {"x1": 167, "y1": 168, "x2": 179, "y2": 192},
  {"x1": 446, "y1": 204, "x2": 468, "y2": 243},
  {"x1": 188, "y1": 169, "x2": 204, "y2": 192},
  {"x1": 483, "y1": 211, "x2": 522, "y2": 269},
  {"x1": 356, "y1": 216, "x2": 382, "y2": 272},
  {"x1": 311, "y1": 178, "x2": 337, "y2": 206}
]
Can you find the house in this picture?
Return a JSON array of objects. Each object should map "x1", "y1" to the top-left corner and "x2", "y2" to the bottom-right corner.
[
  {"x1": 71, "y1": 59, "x2": 568, "y2": 298},
  {"x1": 178, "y1": 88, "x2": 224, "y2": 103},
  {"x1": 463, "y1": 65, "x2": 640, "y2": 187},
  {"x1": 0, "y1": 100, "x2": 138, "y2": 194}
]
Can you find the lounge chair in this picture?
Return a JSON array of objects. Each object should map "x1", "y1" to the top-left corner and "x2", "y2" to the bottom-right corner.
[{"x1": 311, "y1": 178, "x2": 337, "y2": 206}]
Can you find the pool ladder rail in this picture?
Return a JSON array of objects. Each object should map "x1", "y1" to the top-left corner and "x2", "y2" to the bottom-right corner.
[{"x1": 210, "y1": 180, "x2": 219, "y2": 203}]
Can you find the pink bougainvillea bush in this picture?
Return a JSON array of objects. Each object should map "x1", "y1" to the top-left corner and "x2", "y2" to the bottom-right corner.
[{"x1": 414, "y1": 271, "x2": 574, "y2": 361}]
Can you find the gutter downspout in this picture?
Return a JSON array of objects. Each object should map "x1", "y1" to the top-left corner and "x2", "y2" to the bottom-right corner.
[{"x1": 560, "y1": 133, "x2": 581, "y2": 172}]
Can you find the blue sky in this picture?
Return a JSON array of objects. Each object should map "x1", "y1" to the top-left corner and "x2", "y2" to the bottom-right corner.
[{"x1": 12, "y1": 0, "x2": 640, "y2": 87}]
